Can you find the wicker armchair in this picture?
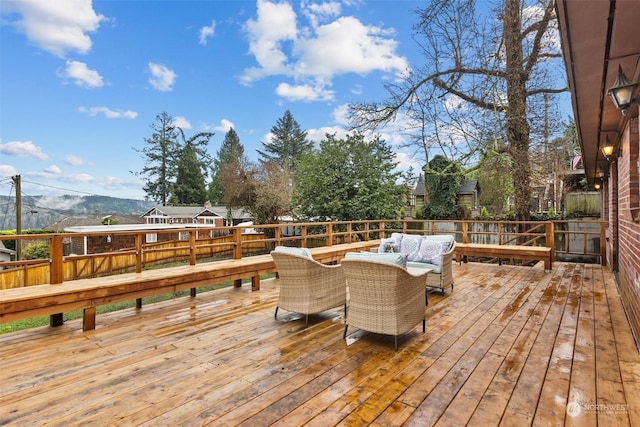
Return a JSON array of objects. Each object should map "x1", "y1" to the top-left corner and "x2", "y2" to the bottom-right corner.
[
  {"x1": 341, "y1": 258, "x2": 428, "y2": 350},
  {"x1": 271, "y1": 251, "x2": 347, "y2": 326}
]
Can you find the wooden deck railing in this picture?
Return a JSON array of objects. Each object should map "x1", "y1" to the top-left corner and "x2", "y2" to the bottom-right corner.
[{"x1": 0, "y1": 219, "x2": 606, "y2": 289}]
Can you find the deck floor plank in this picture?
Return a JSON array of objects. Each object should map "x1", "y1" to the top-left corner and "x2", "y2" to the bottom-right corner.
[
  {"x1": 564, "y1": 263, "x2": 598, "y2": 426},
  {"x1": 0, "y1": 262, "x2": 638, "y2": 426}
]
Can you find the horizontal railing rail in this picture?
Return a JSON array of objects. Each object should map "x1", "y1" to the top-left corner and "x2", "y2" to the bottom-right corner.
[{"x1": 0, "y1": 219, "x2": 606, "y2": 288}]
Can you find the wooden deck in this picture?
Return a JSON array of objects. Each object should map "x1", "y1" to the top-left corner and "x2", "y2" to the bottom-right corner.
[{"x1": 1, "y1": 262, "x2": 639, "y2": 426}]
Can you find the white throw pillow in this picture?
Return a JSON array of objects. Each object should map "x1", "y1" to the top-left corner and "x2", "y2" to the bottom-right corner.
[
  {"x1": 417, "y1": 238, "x2": 443, "y2": 265},
  {"x1": 379, "y1": 237, "x2": 398, "y2": 253},
  {"x1": 400, "y1": 235, "x2": 423, "y2": 262}
]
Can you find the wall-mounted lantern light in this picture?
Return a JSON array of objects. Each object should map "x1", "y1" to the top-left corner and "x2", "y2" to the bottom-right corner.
[
  {"x1": 594, "y1": 182, "x2": 601, "y2": 190},
  {"x1": 608, "y1": 65, "x2": 639, "y2": 116},
  {"x1": 601, "y1": 136, "x2": 615, "y2": 160}
]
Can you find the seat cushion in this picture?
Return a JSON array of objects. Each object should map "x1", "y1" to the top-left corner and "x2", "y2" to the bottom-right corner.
[
  {"x1": 273, "y1": 246, "x2": 312, "y2": 258},
  {"x1": 344, "y1": 251, "x2": 407, "y2": 268},
  {"x1": 407, "y1": 261, "x2": 442, "y2": 274}
]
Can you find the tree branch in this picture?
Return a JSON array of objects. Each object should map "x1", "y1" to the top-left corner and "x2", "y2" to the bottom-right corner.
[{"x1": 523, "y1": 1, "x2": 556, "y2": 77}]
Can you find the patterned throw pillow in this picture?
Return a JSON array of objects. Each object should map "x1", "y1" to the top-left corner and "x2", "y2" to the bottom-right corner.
[
  {"x1": 400, "y1": 235, "x2": 423, "y2": 261},
  {"x1": 379, "y1": 237, "x2": 399, "y2": 253},
  {"x1": 417, "y1": 238, "x2": 443, "y2": 265},
  {"x1": 424, "y1": 235, "x2": 455, "y2": 254}
]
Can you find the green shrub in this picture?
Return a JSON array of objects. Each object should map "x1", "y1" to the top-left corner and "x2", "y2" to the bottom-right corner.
[{"x1": 21, "y1": 242, "x2": 50, "y2": 260}]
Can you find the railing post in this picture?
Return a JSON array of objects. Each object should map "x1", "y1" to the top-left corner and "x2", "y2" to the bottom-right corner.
[
  {"x1": 189, "y1": 230, "x2": 197, "y2": 265},
  {"x1": 50, "y1": 234, "x2": 64, "y2": 284},
  {"x1": 546, "y1": 221, "x2": 555, "y2": 261},
  {"x1": 301, "y1": 225, "x2": 308, "y2": 247},
  {"x1": 346, "y1": 222, "x2": 352, "y2": 244},
  {"x1": 600, "y1": 221, "x2": 607, "y2": 266},
  {"x1": 135, "y1": 234, "x2": 143, "y2": 273},
  {"x1": 49, "y1": 234, "x2": 64, "y2": 327},
  {"x1": 233, "y1": 227, "x2": 242, "y2": 259},
  {"x1": 326, "y1": 223, "x2": 333, "y2": 246},
  {"x1": 462, "y1": 221, "x2": 469, "y2": 244}
]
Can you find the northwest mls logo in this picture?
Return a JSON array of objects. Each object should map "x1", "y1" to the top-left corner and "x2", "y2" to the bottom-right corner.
[
  {"x1": 566, "y1": 401, "x2": 581, "y2": 417},
  {"x1": 567, "y1": 401, "x2": 630, "y2": 417}
]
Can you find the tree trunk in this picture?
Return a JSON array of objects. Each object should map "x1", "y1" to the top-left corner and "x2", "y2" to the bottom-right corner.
[{"x1": 504, "y1": 0, "x2": 531, "y2": 221}]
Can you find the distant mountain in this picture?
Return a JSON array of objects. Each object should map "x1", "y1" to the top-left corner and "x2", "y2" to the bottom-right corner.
[{"x1": 0, "y1": 195, "x2": 154, "y2": 230}]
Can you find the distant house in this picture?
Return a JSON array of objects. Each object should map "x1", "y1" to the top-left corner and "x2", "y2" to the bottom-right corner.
[
  {"x1": 411, "y1": 175, "x2": 427, "y2": 217},
  {"x1": 47, "y1": 214, "x2": 144, "y2": 231},
  {"x1": 456, "y1": 179, "x2": 481, "y2": 218},
  {"x1": 0, "y1": 241, "x2": 15, "y2": 268},
  {"x1": 140, "y1": 205, "x2": 252, "y2": 227},
  {"x1": 411, "y1": 175, "x2": 481, "y2": 218},
  {"x1": 58, "y1": 205, "x2": 252, "y2": 256}
]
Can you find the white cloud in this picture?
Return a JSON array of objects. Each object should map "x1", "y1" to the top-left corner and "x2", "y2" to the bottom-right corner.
[
  {"x1": 275, "y1": 82, "x2": 334, "y2": 102},
  {"x1": 44, "y1": 165, "x2": 62, "y2": 175},
  {"x1": 172, "y1": 116, "x2": 192, "y2": 129},
  {"x1": 199, "y1": 20, "x2": 216, "y2": 45},
  {"x1": 148, "y1": 62, "x2": 177, "y2": 92},
  {"x1": 59, "y1": 60, "x2": 103, "y2": 88},
  {"x1": 241, "y1": 1, "x2": 408, "y2": 103},
  {"x1": 332, "y1": 104, "x2": 350, "y2": 126},
  {"x1": 0, "y1": 165, "x2": 18, "y2": 177},
  {"x1": 241, "y1": 0, "x2": 298, "y2": 83},
  {"x1": 306, "y1": 126, "x2": 349, "y2": 145},
  {"x1": 78, "y1": 106, "x2": 137, "y2": 119},
  {"x1": 214, "y1": 119, "x2": 234, "y2": 132},
  {"x1": 2, "y1": 0, "x2": 104, "y2": 57},
  {"x1": 64, "y1": 155, "x2": 93, "y2": 166},
  {"x1": 295, "y1": 16, "x2": 407, "y2": 78},
  {"x1": 0, "y1": 140, "x2": 48, "y2": 160},
  {"x1": 301, "y1": 1, "x2": 341, "y2": 28},
  {"x1": 393, "y1": 151, "x2": 422, "y2": 171},
  {"x1": 350, "y1": 84, "x2": 363, "y2": 95}
]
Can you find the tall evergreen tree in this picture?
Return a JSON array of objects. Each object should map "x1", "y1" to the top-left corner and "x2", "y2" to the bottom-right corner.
[
  {"x1": 171, "y1": 127, "x2": 213, "y2": 205},
  {"x1": 208, "y1": 128, "x2": 247, "y2": 204},
  {"x1": 257, "y1": 110, "x2": 313, "y2": 172},
  {"x1": 171, "y1": 140, "x2": 208, "y2": 205},
  {"x1": 134, "y1": 112, "x2": 180, "y2": 205}
]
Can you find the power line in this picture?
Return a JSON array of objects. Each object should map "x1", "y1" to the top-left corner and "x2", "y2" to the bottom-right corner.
[{"x1": 21, "y1": 179, "x2": 100, "y2": 196}]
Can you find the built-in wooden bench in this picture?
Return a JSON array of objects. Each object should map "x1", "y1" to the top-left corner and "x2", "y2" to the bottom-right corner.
[
  {"x1": 455, "y1": 243, "x2": 553, "y2": 271},
  {"x1": 0, "y1": 241, "x2": 380, "y2": 331}
]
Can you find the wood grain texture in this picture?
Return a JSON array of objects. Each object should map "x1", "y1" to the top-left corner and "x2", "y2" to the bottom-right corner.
[{"x1": 0, "y1": 261, "x2": 638, "y2": 426}]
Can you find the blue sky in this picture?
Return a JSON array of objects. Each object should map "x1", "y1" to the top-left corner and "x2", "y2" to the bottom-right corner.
[{"x1": 1, "y1": 0, "x2": 429, "y2": 201}]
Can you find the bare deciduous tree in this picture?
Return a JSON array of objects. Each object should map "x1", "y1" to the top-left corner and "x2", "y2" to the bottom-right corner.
[{"x1": 349, "y1": 0, "x2": 567, "y2": 220}]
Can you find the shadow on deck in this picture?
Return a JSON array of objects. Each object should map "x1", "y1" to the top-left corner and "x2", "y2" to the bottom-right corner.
[{"x1": 1, "y1": 262, "x2": 639, "y2": 425}]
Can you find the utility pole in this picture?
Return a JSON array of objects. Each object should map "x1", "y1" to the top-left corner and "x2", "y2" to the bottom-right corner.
[{"x1": 12, "y1": 175, "x2": 21, "y2": 260}]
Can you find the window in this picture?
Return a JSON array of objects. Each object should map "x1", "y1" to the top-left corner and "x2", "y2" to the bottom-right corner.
[
  {"x1": 146, "y1": 215, "x2": 167, "y2": 224},
  {"x1": 146, "y1": 233, "x2": 157, "y2": 243}
]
